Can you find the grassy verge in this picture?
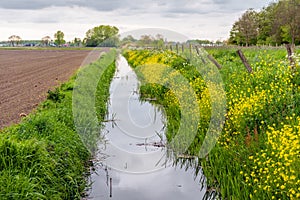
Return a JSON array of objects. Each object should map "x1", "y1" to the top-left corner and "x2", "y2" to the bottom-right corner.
[
  {"x1": 0, "y1": 49, "x2": 116, "y2": 199},
  {"x1": 123, "y1": 48, "x2": 300, "y2": 200}
]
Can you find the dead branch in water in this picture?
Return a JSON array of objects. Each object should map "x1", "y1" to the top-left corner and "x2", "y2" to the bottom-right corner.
[{"x1": 136, "y1": 141, "x2": 165, "y2": 148}]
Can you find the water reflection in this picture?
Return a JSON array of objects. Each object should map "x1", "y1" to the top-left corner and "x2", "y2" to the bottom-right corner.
[{"x1": 87, "y1": 56, "x2": 209, "y2": 200}]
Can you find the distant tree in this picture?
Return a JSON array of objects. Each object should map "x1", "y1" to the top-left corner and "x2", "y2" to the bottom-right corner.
[
  {"x1": 8, "y1": 35, "x2": 21, "y2": 47},
  {"x1": 215, "y1": 40, "x2": 224, "y2": 45},
  {"x1": 124, "y1": 35, "x2": 136, "y2": 42},
  {"x1": 197, "y1": 39, "x2": 212, "y2": 45},
  {"x1": 82, "y1": 38, "x2": 87, "y2": 45},
  {"x1": 42, "y1": 36, "x2": 51, "y2": 46},
  {"x1": 138, "y1": 35, "x2": 154, "y2": 46},
  {"x1": 73, "y1": 37, "x2": 81, "y2": 47},
  {"x1": 120, "y1": 35, "x2": 138, "y2": 47},
  {"x1": 54, "y1": 31, "x2": 66, "y2": 46},
  {"x1": 121, "y1": 35, "x2": 136, "y2": 44},
  {"x1": 100, "y1": 36, "x2": 120, "y2": 47},
  {"x1": 85, "y1": 25, "x2": 119, "y2": 47},
  {"x1": 229, "y1": 9, "x2": 258, "y2": 46},
  {"x1": 154, "y1": 34, "x2": 165, "y2": 48}
]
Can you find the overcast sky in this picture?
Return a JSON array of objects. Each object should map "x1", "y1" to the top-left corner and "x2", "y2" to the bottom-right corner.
[{"x1": 0, "y1": 0, "x2": 273, "y2": 42}]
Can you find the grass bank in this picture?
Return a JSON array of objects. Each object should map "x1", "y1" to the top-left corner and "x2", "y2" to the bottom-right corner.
[
  {"x1": 0, "y1": 49, "x2": 116, "y2": 199},
  {"x1": 123, "y1": 48, "x2": 300, "y2": 200}
]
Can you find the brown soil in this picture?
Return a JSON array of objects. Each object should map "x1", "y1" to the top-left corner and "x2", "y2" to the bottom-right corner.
[{"x1": 0, "y1": 49, "x2": 106, "y2": 129}]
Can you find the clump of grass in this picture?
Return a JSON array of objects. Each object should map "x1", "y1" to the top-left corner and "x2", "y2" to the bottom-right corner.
[
  {"x1": 0, "y1": 49, "x2": 116, "y2": 199},
  {"x1": 47, "y1": 88, "x2": 65, "y2": 102}
]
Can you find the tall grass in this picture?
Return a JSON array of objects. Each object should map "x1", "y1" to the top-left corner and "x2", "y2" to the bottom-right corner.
[
  {"x1": 0, "y1": 49, "x2": 116, "y2": 199},
  {"x1": 123, "y1": 48, "x2": 300, "y2": 200}
]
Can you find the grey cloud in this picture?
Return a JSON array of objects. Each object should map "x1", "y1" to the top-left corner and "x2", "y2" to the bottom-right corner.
[
  {"x1": 212, "y1": 0, "x2": 232, "y2": 5},
  {"x1": 0, "y1": 0, "x2": 271, "y2": 14},
  {"x1": 32, "y1": 18, "x2": 60, "y2": 23},
  {"x1": 212, "y1": 0, "x2": 271, "y2": 11},
  {"x1": 163, "y1": 1, "x2": 214, "y2": 14},
  {"x1": 0, "y1": 0, "x2": 125, "y2": 11},
  {"x1": 166, "y1": 7, "x2": 213, "y2": 15},
  {"x1": 0, "y1": 0, "x2": 55, "y2": 10},
  {"x1": 150, "y1": 0, "x2": 244, "y2": 15},
  {"x1": 75, "y1": 0, "x2": 125, "y2": 11},
  {"x1": 0, "y1": 0, "x2": 163, "y2": 12}
]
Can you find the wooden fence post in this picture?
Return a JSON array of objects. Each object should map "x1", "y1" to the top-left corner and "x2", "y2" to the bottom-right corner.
[
  {"x1": 286, "y1": 44, "x2": 293, "y2": 57},
  {"x1": 189, "y1": 44, "x2": 192, "y2": 60},
  {"x1": 195, "y1": 45, "x2": 200, "y2": 55},
  {"x1": 110, "y1": 178, "x2": 112, "y2": 197},
  {"x1": 207, "y1": 54, "x2": 222, "y2": 69},
  {"x1": 195, "y1": 46, "x2": 207, "y2": 64},
  {"x1": 237, "y1": 49, "x2": 253, "y2": 73},
  {"x1": 286, "y1": 44, "x2": 294, "y2": 63},
  {"x1": 286, "y1": 44, "x2": 296, "y2": 71}
]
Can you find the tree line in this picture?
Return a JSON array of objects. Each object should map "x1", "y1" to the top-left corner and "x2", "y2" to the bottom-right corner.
[
  {"x1": 5, "y1": 25, "x2": 179, "y2": 48},
  {"x1": 229, "y1": 0, "x2": 300, "y2": 46},
  {"x1": 6, "y1": 25, "x2": 120, "y2": 47}
]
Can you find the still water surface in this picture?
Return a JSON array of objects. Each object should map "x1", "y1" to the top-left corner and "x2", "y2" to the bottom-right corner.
[{"x1": 87, "y1": 56, "x2": 207, "y2": 200}]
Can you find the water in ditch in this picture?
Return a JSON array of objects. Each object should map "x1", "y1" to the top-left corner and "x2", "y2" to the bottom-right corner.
[{"x1": 87, "y1": 55, "x2": 210, "y2": 200}]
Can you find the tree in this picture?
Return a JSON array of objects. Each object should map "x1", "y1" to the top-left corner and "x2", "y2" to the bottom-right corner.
[
  {"x1": 85, "y1": 25, "x2": 119, "y2": 47},
  {"x1": 229, "y1": 22, "x2": 242, "y2": 45},
  {"x1": 231, "y1": 9, "x2": 259, "y2": 46},
  {"x1": 138, "y1": 35, "x2": 154, "y2": 46},
  {"x1": 54, "y1": 31, "x2": 65, "y2": 46},
  {"x1": 121, "y1": 35, "x2": 136, "y2": 43},
  {"x1": 120, "y1": 35, "x2": 138, "y2": 47},
  {"x1": 8, "y1": 35, "x2": 21, "y2": 47},
  {"x1": 229, "y1": 0, "x2": 300, "y2": 46},
  {"x1": 124, "y1": 35, "x2": 136, "y2": 42},
  {"x1": 256, "y1": 4, "x2": 277, "y2": 45},
  {"x1": 154, "y1": 34, "x2": 165, "y2": 48},
  {"x1": 73, "y1": 37, "x2": 81, "y2": 47},
  {"x1": 275, "y1": 0, "x2": 300, "y2": 45},
  {"x1": 42, "y1": 36, "x2": 51, "y2": 46}
]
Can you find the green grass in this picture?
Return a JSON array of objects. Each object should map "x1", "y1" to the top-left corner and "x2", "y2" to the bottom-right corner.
[
  {"x1": 123, "y1": 47, "x2": 300, "y2": 200},
  {"x1": 0, "y1": 49, "x2": 116, "y2": 199}
]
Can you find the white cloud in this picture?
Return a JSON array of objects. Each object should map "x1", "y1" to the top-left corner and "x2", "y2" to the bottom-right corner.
[{"x1": 0, "y1": 1, "x2": 272, "y2": 41}]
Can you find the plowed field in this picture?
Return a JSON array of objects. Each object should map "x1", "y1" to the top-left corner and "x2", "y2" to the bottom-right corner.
[{"x1": 0, "y1": 49, "x2": 104, "y2": 129}]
